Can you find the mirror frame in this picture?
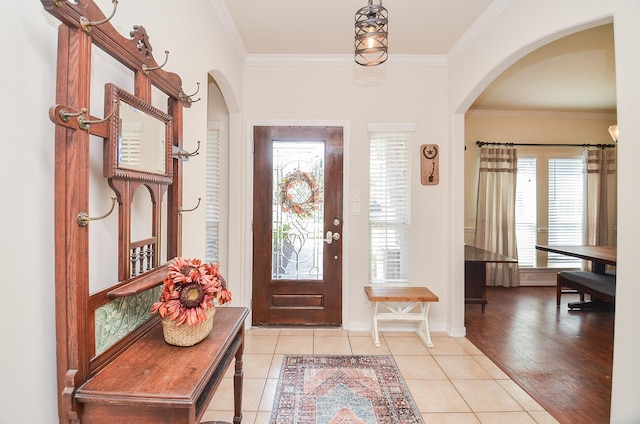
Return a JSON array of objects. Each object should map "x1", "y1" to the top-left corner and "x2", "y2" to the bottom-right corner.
[{"x1": 104, "y1": 83, "x2": 174, "y2": 184}]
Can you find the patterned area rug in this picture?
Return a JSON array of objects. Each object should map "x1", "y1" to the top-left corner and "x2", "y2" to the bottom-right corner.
[{"x1": 270, "y1": 355, "x2": 423, "y2": 424}]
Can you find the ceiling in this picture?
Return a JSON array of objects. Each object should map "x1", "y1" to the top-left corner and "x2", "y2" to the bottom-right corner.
[{"x1": 218, "y1": 0, "x2": 616, "y2": 113}]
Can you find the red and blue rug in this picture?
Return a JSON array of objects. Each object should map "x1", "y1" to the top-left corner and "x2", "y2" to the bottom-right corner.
[{"x1": 270, "y1": 355, "x2": 423, "y2": 424}]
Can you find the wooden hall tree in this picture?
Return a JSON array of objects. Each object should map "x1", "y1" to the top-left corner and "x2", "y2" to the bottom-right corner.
[{"x1": 39, "y1": 1, "x2": 226, "y2": 422}]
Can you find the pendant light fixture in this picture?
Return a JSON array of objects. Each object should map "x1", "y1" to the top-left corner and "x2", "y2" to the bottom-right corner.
[
  {"x1": 355, "y1": 0, "x2": 388, "y2": 66},
  {"x1": 608, "y1": 124, "x2": 619, "y2": 142}
]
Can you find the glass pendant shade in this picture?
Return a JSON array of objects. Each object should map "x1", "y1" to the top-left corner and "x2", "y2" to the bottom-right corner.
[
  {"x1": 608, "y1": 124, "x2": 619, "y2": 142},
  {"x1": 355, "y1": 0, "x2": 388, "y2": 66}
]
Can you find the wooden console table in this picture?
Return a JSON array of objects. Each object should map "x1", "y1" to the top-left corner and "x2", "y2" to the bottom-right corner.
[
  {"x1": 364, "y1": 286, "x2": 439, "y2": 348},
  {"x1": 76, "y1": 307, "x2": 249, "y2": 424},
  {"x1": 465, "y1": 245, "x2": 518, "y2": 311}
]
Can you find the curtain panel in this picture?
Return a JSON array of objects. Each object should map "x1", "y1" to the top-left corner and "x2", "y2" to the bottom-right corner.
[
  {"x1": 474, "y1": 147, "x2": 520, "y2": 287},
  {"x1": 585, "y1": 148, "x2": 617, "y2": 247}
]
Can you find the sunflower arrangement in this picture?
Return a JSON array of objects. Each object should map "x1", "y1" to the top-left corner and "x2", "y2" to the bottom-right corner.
[
  {"x1": 279, "y1": 168, "x2": 321, "y2": 218},
  {"x1": 151, "y1": 257, "x2": 232, "y2": 326}
]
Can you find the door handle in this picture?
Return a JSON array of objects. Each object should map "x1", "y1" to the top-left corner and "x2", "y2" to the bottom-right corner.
[{"x1": 324, "y1": 230, "x2": 341, "y2": 244}]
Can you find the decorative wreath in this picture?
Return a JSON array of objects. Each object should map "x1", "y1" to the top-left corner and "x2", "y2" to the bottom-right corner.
[{"x1": 279, "y1": 168, "x2": 321, "y2": 218}]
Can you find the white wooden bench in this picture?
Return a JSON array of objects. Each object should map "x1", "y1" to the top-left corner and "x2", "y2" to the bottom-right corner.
[{"x1": 364, "y1": 286, "x2": 439, "y2": 348}]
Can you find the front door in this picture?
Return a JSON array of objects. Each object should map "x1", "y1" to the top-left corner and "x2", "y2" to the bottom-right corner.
[{"x1": 252, "y1": 126, "x2": 343, "y2": 325}]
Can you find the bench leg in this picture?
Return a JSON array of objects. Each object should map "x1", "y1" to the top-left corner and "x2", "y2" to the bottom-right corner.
[
  {"x1": 370, "y1": 301, "x2": 381, "y2": 348},
  {"x1": 557, "y1": 279, "x2": 588, "y2": 307},
  {"x1": 416, "y1": 302, "x2": 434, "y2": 348}
]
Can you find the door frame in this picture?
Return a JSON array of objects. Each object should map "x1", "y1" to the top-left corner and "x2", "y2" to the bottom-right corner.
[{"x1": 244, "y1": 120, "x2": 351, "y2": 328}]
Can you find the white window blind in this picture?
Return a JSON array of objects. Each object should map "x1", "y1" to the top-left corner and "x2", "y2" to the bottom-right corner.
[
  {"x1": 369, "y1": 131, "x2": 411, "y2": 284},
  {"x1": 205, "y1": 123, "x2": 220, "y2": 263},
  {"x1": 548, "y1": 157, "x2": 584, "y2": 268},
  {"x1": 515, "y1": 158, "x2": 537, "y2": 267},
  {"x1": 119, "y1": 121, "x2": 142, "y2": 167}
]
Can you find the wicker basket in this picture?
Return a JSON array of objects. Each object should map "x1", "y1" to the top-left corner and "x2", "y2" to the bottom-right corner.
[{"x1": 161, "y1": 307, "x2": 216, "y2": 347}]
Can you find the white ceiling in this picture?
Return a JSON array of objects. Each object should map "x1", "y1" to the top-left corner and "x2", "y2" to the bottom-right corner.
[
  {"x1": 218, "y1": 0, "x2": 616, "y2": 113},
  {"x1": 221, "y1": 0, "x2": 494, "y2": 55},
  {"x1": 472, "y1": 23, "x2": 616, "y2": 113}
]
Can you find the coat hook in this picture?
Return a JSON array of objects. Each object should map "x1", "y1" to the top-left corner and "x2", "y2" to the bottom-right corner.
[
  {"x1": 59, "y1": 107, "x2": 88, "y2": 123},
  {"x1": 179, "y1": 82, "x2": 201, "y2": 104},
  {"x1": 77, "y1": 197, "x2": 117, "y2": 227},
  {"x1": 172, "y1": 141, "x2": 200, "y2": 161},
  {"x1": 178, "y1": 197, "x2": 201, "y2": 214},
  {"x1": 77, "y1": 100, "x2": 118, "y2": 131},
  {"x1": 142, "y1": 51, "x2": 169, "y2": 75},
  {"x1": 80, "y1": 0, "x2": 118, "y2": 32}
]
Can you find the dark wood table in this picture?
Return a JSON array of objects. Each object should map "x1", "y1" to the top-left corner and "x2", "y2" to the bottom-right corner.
[
  {"x1": 465, "y1": 245, "x2": 518, "y2": 311},
  {"x1": 535, "y1": 245, "x2": 616, "y2": 274},
  {"x1": 76, "y1": 307, "x2": 249, "y2": 424}
]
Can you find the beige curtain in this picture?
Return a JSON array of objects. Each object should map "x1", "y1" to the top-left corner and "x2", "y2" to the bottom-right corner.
[
  {"x1": 585, "y1": 148, "x2": 616, "y2": 246},
  {"x1": 474, "y1": 147, "x2": 520, "y2": 287}
]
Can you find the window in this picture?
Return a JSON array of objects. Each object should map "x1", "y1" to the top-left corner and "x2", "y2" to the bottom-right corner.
[
  {"x1": 515, "y1": 158, "x2": 537, "y2": 267},
  {"x1": 205, "y1": 122, "x2": 220, "y2": 263},
  {"x1": 547, "y1": 158, "x2": 583, "y2": 267},
  {"x1": 368, "y1": 129, "x2": 412, "y2": 284},
  {"x1": 515, "y1": 154, "x2": 584, "y2": 268}
]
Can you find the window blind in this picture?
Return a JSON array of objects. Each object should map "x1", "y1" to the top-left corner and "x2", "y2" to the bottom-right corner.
[
  {"x1": 119, "y1": 121, "x2": 142, "y2": 167},
  {"x1": 369, "y1": 132, "x2": 411, "y2": 284},
  {"x1": 205, "y1": 123, "x2": 220, "y2": 263},
  {"x1": 548, "y1": 157, "x2": 584, "y2": 268},
  {"x1": 515, "y1": 158, "x2": 537, "y2": 267}
]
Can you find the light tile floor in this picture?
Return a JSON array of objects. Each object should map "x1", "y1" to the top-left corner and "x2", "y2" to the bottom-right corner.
[{"x1": 202, "y1": 328, "x2": 559, "y2": 424}]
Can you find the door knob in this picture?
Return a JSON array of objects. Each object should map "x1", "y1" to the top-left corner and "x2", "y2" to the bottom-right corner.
[{"x1": 324, "y1": 230, "x2": 341, "y2": 244}]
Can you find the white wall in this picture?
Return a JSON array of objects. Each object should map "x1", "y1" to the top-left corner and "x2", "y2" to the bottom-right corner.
[
  {"x1": 608, "y1": 4, "x2": 640, "y2": 422},
  {"x1": 242, "y1": 63, "x2": 453, "y2": 332},
  {"x1": 0, "y1": 3, "x2": 59, "y2": 422}
]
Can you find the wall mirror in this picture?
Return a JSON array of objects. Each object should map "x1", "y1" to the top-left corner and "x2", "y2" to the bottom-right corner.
[{"x1": 104, "y1": 83, "x2": 173, "y2": 184}]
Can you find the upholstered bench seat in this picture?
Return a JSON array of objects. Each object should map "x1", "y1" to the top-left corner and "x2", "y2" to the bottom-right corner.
[{"x1": 557, "y1": 271, "x2": 616, "y2": 309}]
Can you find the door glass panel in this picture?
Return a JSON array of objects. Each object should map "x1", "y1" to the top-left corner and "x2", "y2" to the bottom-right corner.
[{"x1": 272, "y1": 141, "x2": 324, "y2": 280}]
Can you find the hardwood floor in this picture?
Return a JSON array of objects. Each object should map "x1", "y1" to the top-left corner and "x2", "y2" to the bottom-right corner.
[{"x1": 465, "y1": 286, "x2": 614, "y2": 424}]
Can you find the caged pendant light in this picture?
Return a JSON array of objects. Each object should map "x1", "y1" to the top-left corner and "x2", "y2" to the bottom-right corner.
[{"x1": 354, "y1": 0, "x2": 388, "y2": 66}]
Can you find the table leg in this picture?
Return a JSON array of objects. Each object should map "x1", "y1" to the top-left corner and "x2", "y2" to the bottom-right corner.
[
  {"x1": 465, "y1": 262, "x2": 488, "y2": 312},
  {"x1": 233, "y1": 337, "x2": 244, "y2": 424},
  {"x1": 592, "y1": 261, "x2": 605, "y2": 275}
]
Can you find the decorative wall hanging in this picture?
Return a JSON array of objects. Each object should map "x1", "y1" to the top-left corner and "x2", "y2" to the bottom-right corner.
[
  {"x1": 421, "y1": 144, "x2": 439, "y2": 185},
  {"x1": 279, "y1": 168, "x2": 321, "y2": 218}
]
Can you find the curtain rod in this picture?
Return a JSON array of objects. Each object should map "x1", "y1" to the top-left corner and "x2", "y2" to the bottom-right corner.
[{"x1": 476, "y1": 141, "x2": 616, "y2": 149}]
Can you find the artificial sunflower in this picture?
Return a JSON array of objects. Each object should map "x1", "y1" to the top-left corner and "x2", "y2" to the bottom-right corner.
[{"x1": 151, "y1": 257, "x2": 232, "y2": 326}]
